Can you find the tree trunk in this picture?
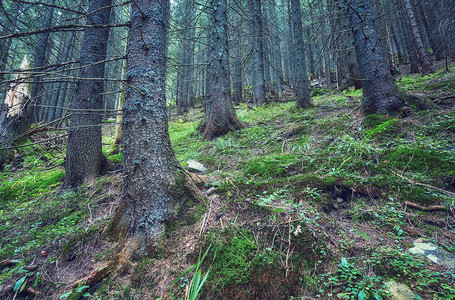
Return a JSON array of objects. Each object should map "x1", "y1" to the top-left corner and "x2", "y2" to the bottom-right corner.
[
  {"x1": 112, "y1": 58, "x2": 127, "y2": 155},
  {"x1": 110, "y1": 0, "x2": 203, "y2": 258},
  {"x1": 63, "y1": 0, "x2": 112, "y2": 188},
  {"x1": 291, "y1": 0, "x2": 311, "y2": 108},
  {"x1": 251, "y1": 0, "x2": 266, "y2": 106},
  {"x1": 402, "y1": 0, "x2": 433, "y2": 74},
  {"x1": 0, "y1": 56, "x2": 32, "y2": 170},
  {"x1": 30, "y1": 0, "x2": 56, "y2": 124},
  {"x1": 345, "y1": 0, "x2": 402, "y2": 114},
  {"x1": 0, "y1": 2, "x2": 22, "y2": 103},
  {"x1": 198, "y1": 0, "x2": 244, "y2": 140}
]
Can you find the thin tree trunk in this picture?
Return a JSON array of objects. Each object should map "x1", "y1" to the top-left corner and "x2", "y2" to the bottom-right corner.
[
  {"x1": 252, "y1": 0, "x2": 266, "y2": 106},
  {"x1": 403, "y1": 0, "x2": 433, "y2": 74},
  {"x1": 291, "y1": 0, "x2": 311, "y2": 108}
]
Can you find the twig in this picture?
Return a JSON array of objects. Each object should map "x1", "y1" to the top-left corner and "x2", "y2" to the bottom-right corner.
[
  {"x1": 404, "y1": 201, "x2": 446, "y2": 212},
  {"x1": 391, "y1": 170, "x2": 455, "y2": 197}
]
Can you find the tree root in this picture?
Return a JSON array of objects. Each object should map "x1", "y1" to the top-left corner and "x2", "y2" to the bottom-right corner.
[
  {"x1": 405, "y1": 201, "x2": 446, "y2": 212},
  {"x1": 71, "y1": 253, "x2": 121, "y2": 289}
]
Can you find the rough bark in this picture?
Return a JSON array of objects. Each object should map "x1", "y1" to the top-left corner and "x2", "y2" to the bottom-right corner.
[
  {"x1": 198, "y1": 0, "x2": 244, "y2": 140},
  {"x1": 251, "y1": 0, "x2": 266, "y2": 106},
  {"x1": 420, "y1": 1, "x2": 443, "y2": 61},
  {"x1": 291, "y1": 0, "x2": 311, "y2": 108},
  {"x1": 398, "y1": 8, "x2": 419, "y2": 74},
  {"x1": 346, "y1": 0, "x2": 402, "y2": 114},
  {"x1": 403, "y1": 0, "x2": 433, "y2": 75},
  {"x1": 63, "y1": 0, "x2": 112, "y2": 188},
  {"x1": 0, "y1": 2, "x2": 22, "y2": 103},
  {"x1": 110, "y1": 0, "x2": 203, "y2": 258},
  {"x1": 29, "y1": 0, "x2": 56, "y2": 123}
]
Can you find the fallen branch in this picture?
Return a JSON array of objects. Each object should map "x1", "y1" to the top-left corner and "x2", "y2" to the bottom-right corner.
[
  {"x1": 434, "y1": 95, "x2": 455, "y2": 103},
  {"x1": 391, "y1": 170, "x2": 455, "y2": 197},
  {"x1": 405, "y1": 201, "x2": 446, "y2": 212},
  {"x1": 0, "y1": 259, "x2": 17, "y2": 268},
  {"x1": 71, "y1": 264, "x2": 116, "y2": 289}
]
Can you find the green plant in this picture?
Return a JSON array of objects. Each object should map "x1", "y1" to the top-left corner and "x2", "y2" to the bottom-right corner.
[
  {"x1": 322, "y1": 257, "x2": 389, "y2": 299},
  {"x1": 169, "y1": 246, "x2": 212, "y2": 300}
]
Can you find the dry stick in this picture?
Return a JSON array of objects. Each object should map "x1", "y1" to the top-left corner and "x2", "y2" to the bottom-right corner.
[
  {"x1": 285, "y1": 217, "x2": 292, "y2": 278},
  {"x1": 391, "y1": 170, "x2": 455, "y2": 197},
  {"x1": 404, "y1": 201, "x2": 445, "y2": 212},
  {"x1": 434, "y1": 95, "x2": 455, "y2": 103}
]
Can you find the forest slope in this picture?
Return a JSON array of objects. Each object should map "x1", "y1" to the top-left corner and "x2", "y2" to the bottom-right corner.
[{"x1": 0, "y1": 65, "x2": 455, "y2": 299}]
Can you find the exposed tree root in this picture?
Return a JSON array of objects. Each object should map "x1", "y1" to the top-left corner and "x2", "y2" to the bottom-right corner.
[
  {"x1": 405, "y1": 201, "x2": 446, "y2": 212},
  {"x1": 71, "y1": 254, "x2": 120, "y2": 289}
]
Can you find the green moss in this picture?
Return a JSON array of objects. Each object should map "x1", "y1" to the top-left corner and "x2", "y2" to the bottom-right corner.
[
  {"x1": 363, "y1": 114, "x2": 393, "y2": 128},
  {"x1": 421, "y1": 80, "x2": 455, "y2": 91},
  {"x1": 386, "y1": 147, "x2": 455, "y2": 178},
  {"x1": 364, "y1": 119, "x2": 400, "y2": 139},
  {"x1": 0, "y1": 170, "x2": 64, "y2": 201},
  {"x1": 207, "y1": 229, "x2": 257, "y2": 287},
  {"x1": 244, "y1": 154, "x2": 298, "y2": 177},
  {"x1": 311, "y1": 88, "x2": 331, "y2": 97},
  {"x1": 109, "y1": 152, "x2": 122, "y2": 164}
]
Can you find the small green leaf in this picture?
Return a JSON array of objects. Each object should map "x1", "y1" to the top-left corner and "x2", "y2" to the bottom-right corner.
[
  {"x1": 373, "y1": 293, "x2": 383, "y2": 300},
  {"x1": 13, "y1": 275, "x2": 27, "y2": 292},
  {"x1": 414, "y1": 295, "x2": 423, "y2": 300},
  {"x1": 341, "y1": 257, "x2": 348, "y2": 267},
  {"x1": 82, "y1": 292, "x2": 91, "y2": 297},
  {"x1": 358, "y1": 289, "x2": 367, "y2": 300},
  {"x1": 59, "y1": 291, "x2": 72, "y2": 299},
  {"x1": 76, "y1": 285, "x2": 89, "y2": 293}
]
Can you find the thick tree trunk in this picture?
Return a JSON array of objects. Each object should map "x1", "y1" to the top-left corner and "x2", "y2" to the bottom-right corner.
[
  {"x1": 403, "y1": 0, "x2": 433, "y2": 75},
  {"x1": 346, "y1": 0, "x2": 402, "y2": 114},
  {"x1": 63, "y1": 0, "x2": 112, "y2": 188},
  {"x1": 251, "y1": 0, "x2": 266, "y2": 106},
  {"x1": 110, "y1": 0, "x2": 203, "y2": 258},
  {"x1": 198, "y1": 0, "x2": 243, "y2": 140},
  {"x1": 291, "y1": 0, "x2": 311, "y2": 108}
]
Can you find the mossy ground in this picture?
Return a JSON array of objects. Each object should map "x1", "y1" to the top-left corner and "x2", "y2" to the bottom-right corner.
[{"x1": 1, "y1": 65, "x2": 455, "y2": 299}]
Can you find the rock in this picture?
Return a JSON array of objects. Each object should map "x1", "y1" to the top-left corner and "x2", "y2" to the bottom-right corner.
[
  {"x1": 206, "y1": 187, "x2": 216, "y2": 196},
  {"x1": 384, "y1": 280, "x2": 415, "y2": 300},
  {"x1": 409, "y1": 242, "x2": 455, "y2": 269},
  {"x1": 187, "y1": 159, "x2": 207, "y2": 173}
]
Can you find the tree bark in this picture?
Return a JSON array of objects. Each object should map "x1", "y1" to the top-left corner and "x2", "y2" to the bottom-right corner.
[
  {"x1": 402, "y1": 0, "x2": 433, "y2": 75},
  {"x1": 29, "y1": 0, "x2": 56, "y2": 123},
  {"x1": 345, "y1": 0, "x2": 402, "y2": 114},
  {"x1": 251, "y1": 0, "x2": 266, "y2": 106},
  {"x1": 110, "y1": 0, "x2": 203, "y2": 258},
  {"x1": 63, "y1": 0, "x2": 112, "y2": 188},
  {"x1": 291, "y1": 0, "x2": 311, "y2": 108},
  {"x1": 198, "y1": 0, "x2": 244, "y2": 140}
]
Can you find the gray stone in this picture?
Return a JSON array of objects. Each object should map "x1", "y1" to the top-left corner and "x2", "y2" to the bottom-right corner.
[
  {"x1": 187, "y1": 159, "x2": 207, "y2": 173},
  {"x1": 409, "y1": 242, "x2": 455, "y2": 269},
  {"x1": 384, "y1": 281, "x2": 415, "y2": 300}
]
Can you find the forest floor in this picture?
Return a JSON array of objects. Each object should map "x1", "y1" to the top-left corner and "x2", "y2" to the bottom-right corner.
[{"x1": 1, "y1": 63, "x2": 455, "y2": 300}]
